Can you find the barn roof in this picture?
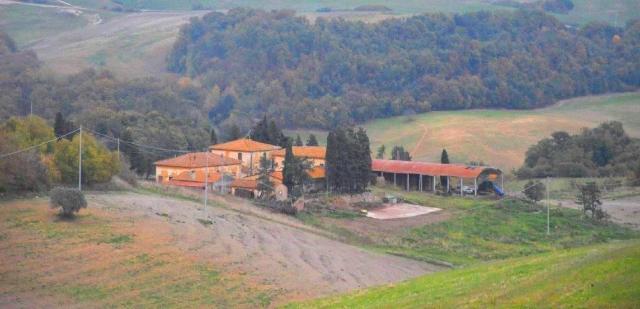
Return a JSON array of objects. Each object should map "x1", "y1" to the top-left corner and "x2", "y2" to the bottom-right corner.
[
  {"x1": 372, "y1": 159, "x2": 501, "y2": 179},
  {"x1": 154, "y1": 152, "x2": 241, "y2": 168},
  {"x1": 272, "y1": 146, "x2": 326, "y2": 159},
  {"x1": 209, "y1": 138, "x2": 281, "y2": 152}
]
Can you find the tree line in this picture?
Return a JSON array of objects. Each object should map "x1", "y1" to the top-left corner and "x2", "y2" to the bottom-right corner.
[
  {"x1": 168, "y1": 8, "x2": 640, "y2": 129},
  {"x1": 518, "y1": 121, "x2": 640, "y2": 181},
  {"x1": 0, "y1": 116, "x2": 120, "y2": 194}
]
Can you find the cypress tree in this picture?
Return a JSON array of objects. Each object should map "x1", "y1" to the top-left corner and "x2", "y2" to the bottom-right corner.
[
  {"x1": 257, "y1": 153, "x2": 274, "y2": 199},
  {"x1": 295, "y1": 135, "x2": 303, "y2": 146},
  {"x1": 325, "y1": 130, "x2": 338, "y2": 191},
  {"x1": 282, "y1": 143, "x2": 295, "y2": 194},
  {"x1": 376, "y1": 144, "x2": 385, "y2": 159},
  {"x1": 210, "y1": 128, "x2": 218, "y2": 145},
  {"x1": 306, "y1": 134, "x2": 319, "y2": 146},
  {"x1": 228, "y1": 124, "x2": 242, "y2": 141},
  {"x1": 441, "y1": 149, "x2": 450, "y2": 191},
  {"x1": 54, "y1": 112, "x2": 65, "y2": 139},
  {"x1": 355, "y1": 127, "x2": 372, "y2": 193}
]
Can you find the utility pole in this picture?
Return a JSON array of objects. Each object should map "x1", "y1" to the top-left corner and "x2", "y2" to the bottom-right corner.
[
  {"x1": 117, "y1": 137, "x2": 120, "y2": 158},
  {"x1": 546, "y1": 177, "x2": 550, "y2": 235},
  {"x1": 78, "y1": 126, "x2": 82, "y2": 191}
]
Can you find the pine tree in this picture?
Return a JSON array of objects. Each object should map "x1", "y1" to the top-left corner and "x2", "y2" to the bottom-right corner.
[
  {"x1": 441, "y1": 149, "x2": 450, "y2": 191},
  {"x1": 306, "y1": 134, "x2": 319, "y2": 146},
  {"x1": 295, "y1": 135, "x2": 303, "y2": 146},
  {"x1": 376, "y1": 144, "x2": 385, "y2": 159},
  {"x1": 210, "y1": 128, "x2": 218, "y2": 145}
]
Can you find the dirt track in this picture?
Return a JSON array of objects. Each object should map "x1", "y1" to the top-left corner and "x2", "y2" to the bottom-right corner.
[
  {"x1": 555, "y1": 196, "x2": 640, "y2": 230},
  {"x1": 88, "y1": 192, "x2": 441, "y2": 301}
]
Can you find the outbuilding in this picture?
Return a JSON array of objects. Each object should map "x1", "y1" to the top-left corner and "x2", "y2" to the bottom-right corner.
[{"x1": 371, "y1": 159, "x2": 504, "y2": 196}]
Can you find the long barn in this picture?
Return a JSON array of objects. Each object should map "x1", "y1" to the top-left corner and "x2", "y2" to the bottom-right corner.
[{"x1": 371, "y1": 159, "x2": 504, "y2": 196}]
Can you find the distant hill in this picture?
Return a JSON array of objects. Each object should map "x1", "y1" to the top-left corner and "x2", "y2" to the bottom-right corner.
[{"x1": 168, "y1": 8, "x2": 639, "y2": 129}]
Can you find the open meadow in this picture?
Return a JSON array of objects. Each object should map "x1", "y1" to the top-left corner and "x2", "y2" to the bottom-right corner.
[{"x1": 289, "y1": 92, "x2": 640, "y2": 170}]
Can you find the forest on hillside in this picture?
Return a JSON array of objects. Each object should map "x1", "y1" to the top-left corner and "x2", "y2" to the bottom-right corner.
[
  {"x1": 0, "y1": 32, "x2": 211, "y2": 178},
  {"x1": 168, "y1": 8, "x2": 640, "y2": 129}
]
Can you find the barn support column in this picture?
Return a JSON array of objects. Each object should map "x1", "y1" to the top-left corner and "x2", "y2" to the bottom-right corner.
[
  {"x1": 446, "y1": 176, "x2": 450, "y2": 193},
  {"x1": 474, "y1": 178, "x2": 478, "y2": 197},
  {"x1": 406, "y1": 174, "x2": 410, "y2": 191},
  {"x1": 419, "y1": 175, "x2": 423, "y2": 192},
  {"x1": 394, "y1": 173, "x2": 397, "y2": 186},
  {"x1": 433, "y1": 176, "x2": 436, "y2": 192},
  {"x1": 460, "y1": 177, "x2": 463, "y2": 196}
]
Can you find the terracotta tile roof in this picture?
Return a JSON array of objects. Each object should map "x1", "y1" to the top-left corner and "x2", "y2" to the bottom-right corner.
[
  {"x1": 209, "y1": 138, "x2": 281, "y2": 152},
  {"x1": 272, "y1": 146, "x2": 326, "y2": 159},
  {"x1": 166, "y1": 180, "x2": 206, "y2": 188},
  {"x1": 154, "y1": 152, "x2": 241, "y2": 168},
  {"x1": 267, "y1": 167, "x2": 324, "y2": 181},
  {"x1": 229, "y1": 178, "x2": 258, "y2": 190},
  {"x1": 371, "y1": 159, "x2": 501, "y2": 179},
  {"x1": 307, "y1": 166, "x2": 325, "y2": 179},
  {"x1": 172, "y1": 170, "x2": 222, "y2": 183},
  {"x1": 243, "y1": 172, "x2": 283, "y2": 184},
  {"x1": 270, "y1": 171, "x2": 284, "y2": 181}
]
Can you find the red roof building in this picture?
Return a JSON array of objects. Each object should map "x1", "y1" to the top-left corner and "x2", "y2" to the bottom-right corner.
[{"x1": 371, "y1": 159, "x2": 503, "y2": 196}]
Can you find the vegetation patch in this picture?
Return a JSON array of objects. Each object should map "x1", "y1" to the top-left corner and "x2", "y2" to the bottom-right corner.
[{"x1": 100, "y1": 234, "x2": 133, "y2": 246}]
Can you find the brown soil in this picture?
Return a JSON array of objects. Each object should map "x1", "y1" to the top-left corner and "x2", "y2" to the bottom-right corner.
[{"x1": 0, "y1": 192, "x2": 442, "y2": 307}]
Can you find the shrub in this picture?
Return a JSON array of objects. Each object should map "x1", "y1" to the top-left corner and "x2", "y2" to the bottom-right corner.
[{"x1": 50, "y1": 187, "x2": 87, "y2": 217}]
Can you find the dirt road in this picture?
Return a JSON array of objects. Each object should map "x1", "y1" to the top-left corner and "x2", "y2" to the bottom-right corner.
[
  {"x1": 88, "y1": 192, "x2": 441, "y2": 301},
  {"x1": 555, "y1": 196, "x2": 640, "y2": 230}
]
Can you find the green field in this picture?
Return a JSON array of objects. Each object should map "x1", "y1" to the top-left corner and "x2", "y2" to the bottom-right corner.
[
  {"x1": 289, "y1": 92, "x2": 640, "y2": 170},
  {"x1": 62, "y1": 0, "x2": 639, "y2": 25},
  {"x1": 299, "y1": 185, "x2": 638, "y2": 266},
  {"x1": 289, "y1": 240, "x2": 640, "y2": 308},
  {"x1": 0, "y1": 4, "x2": 90, "y2": 48}
]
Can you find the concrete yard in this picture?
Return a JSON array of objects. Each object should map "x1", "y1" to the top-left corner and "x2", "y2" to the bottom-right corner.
[{"x1": 366, "y1": 203, "x2": 441, "y2": 220}]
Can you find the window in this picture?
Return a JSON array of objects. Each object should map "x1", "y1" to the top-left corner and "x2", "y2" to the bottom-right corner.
[{"x1": 237, "y1": 152, "x2": 242, "y2": 160}]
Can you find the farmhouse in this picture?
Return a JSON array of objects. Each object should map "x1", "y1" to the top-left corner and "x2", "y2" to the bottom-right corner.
[
  {"x1": 154, "y1": 152, "x2": 242, "y2": 185},
  {"x1": 372, "y1": 159, "x2": 504, "y2": 196},
  {"x1": 209, "y1": 138, "x2": 281, "y2": 176},
  {"x1": 271, "y1": 146, "x2": 326, "y2": 169}
]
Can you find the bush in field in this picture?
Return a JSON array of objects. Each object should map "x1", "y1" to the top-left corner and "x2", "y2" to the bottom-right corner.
[
  {"x1": 523, "y1": 180, "x2": 545, "y2": 203},
  {"x1": 50, "y1": 187, "x2": 87, "y2": 218}
]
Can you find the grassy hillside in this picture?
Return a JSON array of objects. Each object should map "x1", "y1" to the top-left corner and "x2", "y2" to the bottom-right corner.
[
  {"x1": 290, "y1": 92, "x2": 640, "y2": 170},
  {"x1": 299, "y1": 186, "x2": 638, "y2": 266},
  {"x1": 0, "y1": 198, "x2": 275, "y2": 307},
  {"x1": 289, "y1": 240, "x2": 640, "y2": 308}
]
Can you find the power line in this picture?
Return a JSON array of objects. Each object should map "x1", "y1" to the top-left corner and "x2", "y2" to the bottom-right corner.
[
  {"x1": 0, "y1": 128, "x2": 80, "y2": 159},
  {"x1": 86, "y1": 128, "x2": 194, "y2": 154}
]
